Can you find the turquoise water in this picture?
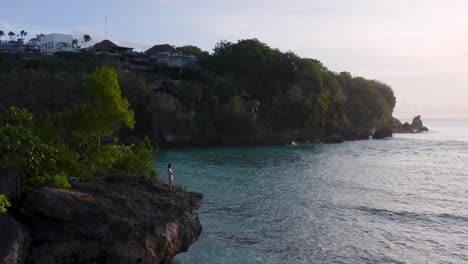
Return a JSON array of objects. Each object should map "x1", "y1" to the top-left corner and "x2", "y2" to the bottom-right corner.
[{"x1": 156, "y1": 120, "x2": 468, "y2": 264}]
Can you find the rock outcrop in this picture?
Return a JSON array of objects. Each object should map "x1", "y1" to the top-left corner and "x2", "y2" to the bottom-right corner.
[
  {"x1": 15, "y1": 175, "x2": 202, "y2": 264},
  {"x1": 372, "y1": 127, "x2": 393, "y2": 139},
  {"x1": 321, "y1": 129, "x2": 371, "y2": 143},
  {"x1": 0, "y1": 214, "x2": 30, "y2": 264},
  {"x1": 324, "y1": 133, "x2": 345, "y2": 143},
  {"x1": 411, "y1": 115, "x2": 424, "y2": 131},
  {"x1": 344, "y1": 129, "x2": 371, "y2": 141},
  {"x1": 392, "y1": 115, "x2": 429, "y2": 134},
  {"x1": 411, "y1": 115, "x2": 429, "y2": 132}
]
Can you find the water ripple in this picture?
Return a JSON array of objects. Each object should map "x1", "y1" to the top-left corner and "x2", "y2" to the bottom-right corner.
[{"x1": 159, "y1": 120, "x2": 468, "y2": 264}]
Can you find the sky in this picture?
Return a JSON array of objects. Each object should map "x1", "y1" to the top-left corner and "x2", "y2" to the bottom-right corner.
[{"x1": 1, "y1": 0, "x2": 467, "y2": 120}]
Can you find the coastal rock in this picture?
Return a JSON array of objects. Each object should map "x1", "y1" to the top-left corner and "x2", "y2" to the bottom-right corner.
[
  {"x1": 391, "y1": 116, "x2": 429, "y2": 134},
  {"x1": 19, "y1": 175, "x2": 203, "y2": 264},
  {"x1": 392, "y1": 122, "x2": 415, "y2": 133},
  {"x1": 344, "y1": 129, "x2": 371, "y2": 141},
  {"x1": 391, "y1": 117, "x2": 402, "y2": 128},
  {"x1": 324, "y1": 133, "x2": 345, "y2": 143},
  {"x1": 372, "y1": 127, "x2": 393, "y2": 139},
  {"x1": 0, "y1": 214, "x2": 30, "y2": 264},
  {"x1": 411, "y1": 115, "x2": 424, "y2": 131},
  {"x1": 419, "y1": 126, "x2": 429, "y2": 132},
  {"x1": 403, "y1": 122, "x2": 415, "y2": 133}
]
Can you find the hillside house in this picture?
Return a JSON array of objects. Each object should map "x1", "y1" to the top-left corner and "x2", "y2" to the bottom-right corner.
[
  {"x1": 0, "y1": 38, "x2": 40, "y2": 53},
  {"x1": 41, "y1": 33, "x2": 73, "y2": 53},
  {"x1": 145, "y1": 44, "x2": 197, "y2": 68},
  {"x1": 90, "y1": 39, "x2": 133, "y2": 55}
]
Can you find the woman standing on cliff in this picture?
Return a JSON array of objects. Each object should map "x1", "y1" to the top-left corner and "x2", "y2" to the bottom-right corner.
[{"x1": 168, "y1": 164, "x2": 174, "y2": 191}]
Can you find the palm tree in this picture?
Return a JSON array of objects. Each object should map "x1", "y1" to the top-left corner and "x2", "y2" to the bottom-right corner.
[
  {"x1": 72, "y1": 38, "x2": 80, "y2": 50},
  {"x1": 20, "y1": 30, "x2": 28, "y2": 38},
  {"x1": 82, "y1": 34, "x2": 91, "y2": 47},
  {"x1": 8, "y1": 31, "x2": 15, "y2": 40},
  {"x1": 0, "y1": 30, "x2": 4, "y2": 41}
]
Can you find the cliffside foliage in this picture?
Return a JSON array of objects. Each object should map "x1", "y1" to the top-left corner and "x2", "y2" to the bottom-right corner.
[
  {"x1": 0, "y1": 39, "x2": 396, "y2": 146},
  {"x1": 0, "y1": 66, "x2": 158, "y2": 193},
  {"x1": 0, "y1": 194, "x2": 11, "y2": 213},
  {"x1": 23, "y1": 172, "x2": 71, "y2": 193}
]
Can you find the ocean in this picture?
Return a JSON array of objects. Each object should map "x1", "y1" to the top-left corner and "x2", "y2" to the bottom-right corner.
[{"x1": 157, "y1": 120, "x2": 468, "y2": 264}]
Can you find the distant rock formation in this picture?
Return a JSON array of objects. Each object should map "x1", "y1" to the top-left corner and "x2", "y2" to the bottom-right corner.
[
  {"x1": 411, "y1": 115, "x2": 429, "y2": 132},
  {"x1": 2, "y1": 175, "x2": 203, "y2": 264},
  {"x1": 372, "y1": 127, "x2": 393, "y2": 139},
  {"x1": 392, "y1": 115, "x2": 429, "y2": 134}
]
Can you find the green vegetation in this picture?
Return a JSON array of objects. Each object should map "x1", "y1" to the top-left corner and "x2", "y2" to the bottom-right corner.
[
  {"x1": 0, "y1": 38, "x2": 396, "y2": 148},
  {"x1": 0, "y1": 194, "x2": 11, "y2": 213},
  {"x1": 175, "y1": 185, "x2": 190, "y2": 193},
  {"x1": 23, "y1": 172, "x2": 71, "y2": 193},
  {"x1": 0, "y1": 66, "x2": 158, "y2": 194}
]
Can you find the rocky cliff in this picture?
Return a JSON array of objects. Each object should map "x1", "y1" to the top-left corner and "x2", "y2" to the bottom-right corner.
[{"x1": 2, "y1": 175, "x2": 203, "y2": 264}]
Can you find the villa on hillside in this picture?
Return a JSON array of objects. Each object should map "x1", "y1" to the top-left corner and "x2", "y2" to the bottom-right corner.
[
  {"x1": 145, "y1": 44, "x2": 197, "y2": 68},
  {"x1": 89, "y1": 39, "x2": 153, "y2": 71},
  {"x1": 0, "y1": 33, "x2": 71, "y2": 54},
  {"x1": 0, "y1": 38, "x2": 40, "y2": 53},
  {"x1": 90, "y1": 39, "x2": 133, "y2": 55},
  {"x1": 1, "y1": 33, "x2": 199, "y2": 72},
  {"x1": 41, "y1": 33, "x2": 73, "y2": 53}
]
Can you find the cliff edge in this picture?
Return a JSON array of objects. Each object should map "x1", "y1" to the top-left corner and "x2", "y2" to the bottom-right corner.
[{"x1": 3, "y1": 175, "x2": 203, "y2": 264}]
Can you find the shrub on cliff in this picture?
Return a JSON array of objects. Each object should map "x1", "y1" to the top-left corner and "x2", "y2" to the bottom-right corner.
[
  {"x1": 175, "y1": 185, "x2": 190, "y2": 193},
  {"x1": 0, "y1": 66, "x2": 159, "y2": 193},
  {"x1": 0, "y1": 107, "x2": 59, "y2": 178},
  {"x1": 23, "y1": 172, "x2": 71, "y2": 193},
  {"x1": 0, "y1": 107, "x2": 79, "y2": 192},
  {"x1": 0, "y1": 194, "x2": 11, "y2": 213},
  {"x1": 97, "y1": 137, "x2": 159, "y2": 181}
]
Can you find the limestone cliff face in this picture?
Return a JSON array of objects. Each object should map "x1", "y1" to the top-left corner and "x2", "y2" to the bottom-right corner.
[{"x1": 9, "y1": 175, "x2": 202, "y2": 264}]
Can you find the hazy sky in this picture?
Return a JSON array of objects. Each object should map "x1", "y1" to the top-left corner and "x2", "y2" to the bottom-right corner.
[{"x1": 1, "y1": 0, "x2": 467, "y2": 119}]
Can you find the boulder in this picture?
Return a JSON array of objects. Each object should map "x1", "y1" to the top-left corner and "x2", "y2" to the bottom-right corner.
[
  {"x1": 0, "y1": 214, "x2": 30, "y2": 264},
  {"x1": 372, "y1": 127, "x2": 393, "y2": 139},
  {"x1": 20, "y1": 175, "x2": 203, "y2": 264}
]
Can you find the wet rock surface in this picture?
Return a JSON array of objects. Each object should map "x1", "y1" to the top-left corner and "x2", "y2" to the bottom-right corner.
[{"x1": 373, "y1": 127, "x2": 393, "y2": 139}]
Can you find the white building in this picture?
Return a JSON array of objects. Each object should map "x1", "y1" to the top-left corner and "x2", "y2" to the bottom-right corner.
[{"x1": 40, "y1": 33, "x2": 73, "y2": 53}]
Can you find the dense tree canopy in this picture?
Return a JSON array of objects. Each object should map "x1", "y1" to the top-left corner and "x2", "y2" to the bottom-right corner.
[{"x1": 0, "y1": 38, "x2": 397, "y2": 146}]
